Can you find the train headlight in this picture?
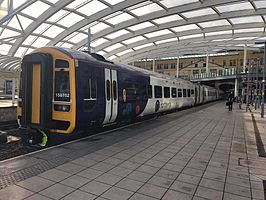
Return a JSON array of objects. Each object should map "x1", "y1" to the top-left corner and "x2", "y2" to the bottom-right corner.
[{"x1": 54, "y1": 104, "x2": 70, "y2": 112}]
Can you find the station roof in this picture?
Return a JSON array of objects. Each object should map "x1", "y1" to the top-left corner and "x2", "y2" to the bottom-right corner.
[{"x1": 0, "y1": 0, "x2": 266, "y2": 71}]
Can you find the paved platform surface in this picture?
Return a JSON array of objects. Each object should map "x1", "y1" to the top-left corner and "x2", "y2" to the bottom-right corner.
[{"x1": 0, "y1": 102, "x2": 265, "y2": 200}]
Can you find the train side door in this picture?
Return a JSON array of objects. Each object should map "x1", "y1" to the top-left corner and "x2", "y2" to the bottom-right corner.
[{"x1": 103, "y1": 68, "x2": 118, "y2": 124}]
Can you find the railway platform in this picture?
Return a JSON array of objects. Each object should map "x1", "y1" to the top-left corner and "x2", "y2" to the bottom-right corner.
[{"x1": 0, "y1": 102, "x2": 265, "y2": 200}]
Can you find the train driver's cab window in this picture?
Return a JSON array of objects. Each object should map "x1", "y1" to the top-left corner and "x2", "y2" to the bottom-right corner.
[
  {"x1": 164, "y1": 87, "x2": 170, "y2": 98},
  {"x1": 54, "y1": 71, "x2": 70, "y2": 102},
  {"x1": 183, "y1": 89, "x2": 187, "y2": 97},
  {"x1": 154, "y1": 86, "x2": 162, "y2": 98},
  {"x1": 187, "y1": 89, "x2": 191, "y2": 97},
  {"x1": 171, "y1": 88, "x2": 177, "y2": 98},
  {"x1": 84, "y1": 78, "x2": 97, "y2": 110},
  {"x1": 178, "y1": 89, "x2": 182, "y2": 97}
]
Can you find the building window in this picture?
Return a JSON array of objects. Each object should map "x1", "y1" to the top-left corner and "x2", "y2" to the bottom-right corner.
[
  {"x1": 195, "y1": 63, "x2": 198, "y2": 68},
  {"x1": 171, "y1": 63, "x2": 176, "y2": 69},
  {"x1": 179, "y1": 63, "x2": 183, "y2": 68},
  {"x1": 203, "y1": 63, "x2": 206, "y2": 67},
  {"x1": 164, "y1": 64, "x2": 168, "y2": 69},
  {"x1": 223, "y1": 60, "x2": 226, "y2": 66},
  {"x1": 193, "y1": 70, "x2": 199, "y2": 74},
  {"x1": 240, "y1": 59, "x2": 243, "y2": 66},
  {"x1": 157, "y1": 64, "x2": 162, "y2": 69}
]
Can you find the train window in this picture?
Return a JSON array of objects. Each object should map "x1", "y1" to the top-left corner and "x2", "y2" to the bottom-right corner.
[
  {"x1": 106, "y1": 80, "x2": 111, "y2": 100},
  {"x1": 55, "y1": 59, "x2": 69, "y2": 68},
  {"x1": 183, "y1": 89, "x2": 187, "y2": 97},
  {"x1": 178, "y1": 89, "x2": 182, "y2": 97},
  {"x1": 125, "y1": 82, "x2": 139, "y2": 101},
  {"x1": 113, "y1": 81, "x2": 117, "y2": 100},
  {"x1": 84, "y1": 79, "x2": 97, "y2": 99},
  {"x1": 171, "y1": 88, "x2": 177, "y2": 98},
  {"x1": 191, "y1": 89, "x2": 194, "y2": 95},
  {"x1": 54, "y1": 71, "x2": 70, "y2": 102},
  {"x1": 155, "y1": 86, "x2": 162, "y2": 98},
  {"x1": 91, "y1": 79, "x2": 97, "y2": 99},
  {"x1": 187, "y1": 89, "x2": 191, "y2": 97},
  {"x1": 164, "y1": 87, "x2": 170, "y2": 98},
  {"x1": 147, "y1": 85, "x2": 152, "y2": 99}
]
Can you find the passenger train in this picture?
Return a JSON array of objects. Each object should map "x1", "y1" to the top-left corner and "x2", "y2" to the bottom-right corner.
[{"x1": 17, "y1": 47, "x2": 223, "y2": 146}]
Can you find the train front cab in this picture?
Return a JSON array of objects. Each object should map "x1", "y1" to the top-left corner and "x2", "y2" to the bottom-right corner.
[{"x1": 17, "y1": 48, "x2": 76, "y2": 145}]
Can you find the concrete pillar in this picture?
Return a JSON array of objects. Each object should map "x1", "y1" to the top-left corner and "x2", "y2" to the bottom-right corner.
[
  {"x1": 176, "y1": 56, "x2": 179, "y2": 78},
  {"x1": 243, "y1": 44, "x2": 247, "y2": 73},
  {"x1": 152, "y1": 59, "x2": 155, "y2": 72},
  {"x1": 234, "y1": 78, "x2": 238, "y2": 97},
  {"x1": 206, "y1": 51, "x2": 209, "y2": 73},
  {"x1": 12, "y1": 78, "x2": 15, "y2": 105}
]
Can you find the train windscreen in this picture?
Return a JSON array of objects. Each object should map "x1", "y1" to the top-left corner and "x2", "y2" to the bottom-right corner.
[{"x1": 54, "y1": 71, "x2": 70, "y2": 102}]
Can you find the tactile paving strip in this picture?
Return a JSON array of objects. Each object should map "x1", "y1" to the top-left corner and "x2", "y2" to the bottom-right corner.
[{"x1": 0, "y1": 155, "x2": 71, "y2": 189}]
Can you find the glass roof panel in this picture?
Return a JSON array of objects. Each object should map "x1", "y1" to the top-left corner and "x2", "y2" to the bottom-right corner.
[
  {"x1": 230, "y1": 16, "x2": 263, "y2": 24},
  {"x1": 0, "y1": 28, "x2": 20, "y2": 39},
  {"x1": 128, "y1": 22, "x2": 154, "y2": 31},
  {"x1": 14, "y1": 47, "x2": 28, "y2": 58},
  {"x1": 234, "y1": 37, "x2": 257, "y2": 41},
  {"x1": 160, "y1": 0, "x2": 198, "y2": 8},
  {"x1": 171, "y1": 24, "x2": 199, "y2": 32},
  {"x1": 57, "y1": 12, "x2": 84, "y2": 28},
  {"x1": 61, "y1": 43, "x2": 74, "y2": 48},
  {"x1": 117, "y1": 49, "x2": 133, "y2": 56},
  {"x1": 199, "y1": 19, "x2": 230, "y2": 28},
  {"x1": 68, "y1": 32, "x2": 88, "y2": 43},
  {"x1": 108, "y1": 55, "x2": 117, "y2": 60},
  {"x1": 33, "y1": 23, "x2": 50, "y2": 34},
  {"x1": 96, "y1": 51, "x2": 106, "y2": 56},
  {"x1": 134, "y1": 43, "x2": 154, "y2": 50},
  {"x1": 21, "y1": 1, "x2": 50, "y2": 18},
  {"x1": 105, "y1": 13, "x2": 134, "y2": 25},
  {"x1": 205, "y1": 30, "x2": 232, "y2": 36},
  {"x1": 45, "y1": 0, "x2": 60, "y2": 3},
  {"x1": 182, "y1": 8, "x2": 215, "y2": 18},
  {"x1": 155, "y1": 38, "x2": 178, "y2": 45},
  {"x1": 104, "y1": 43, "x2": 124, "y2": 52},
  {"x1": 13, "y1": 0, "x2": 28, "y2": 9},
  {"x1": 216, "y1": 2, "x2": 253, "y2": 13},
  {"x1": 90, "y1": 22, "x2": 110, "y2": 34},
  {"x1": 145, "y1": 29, "x2": 172, "y2": 38},
  {"x1": 91, "y1": 38, "x2": 108, "y2": 47},
  {"x1": 0, "y1": 44, "x2": 12, "y2": 55},
  {"x1": 31, "y1": 37, "x2": 51, "y2": 48},
  {"x1": 66, "y1": 0, "x2": 87, "y2": 9},
  {"x1": 77, "y1": 0, "x2": 108, "y2": 17},
  {"x1": 153, "y1": 15, "x2": 183, "y2": 24},
  {"x1": 47, "y1": 10, "x2": 68, "y2": 23},
  {"x1": 254, "y1": 1, "x2": 266, "y2": 8},
  {"x1": 17, "y1": 15, "x2": 33, "y2": 30},
  {"x1": 123, "y1": 36, "x2": 146, "y2": 45},
  {"x1": 22, "y1": 35, "x2": 36, "y2": 45},
  {"x1": 7, "y1": 16, "x2": 21, "y2": 30},
  {"x1": 106, "y1": 29, "x2": 130, "y2": 39},
  {"x1": 25, "y1": 48, "x2": 34, "y2": 55},
  {"x1": 179, "y1": 34, "x2": 203, "y2": 40},
  {"x1": 42, "y1": 25, "x2": 65, "y2": 38},
  {"x1": 234, "y1": 28, "x2": 263, "y2": 33},
  {"x1": 130, "y1": 3, "x2": 164, "y2": 17},
  {"x1": 103, "y1": 0, "x2": 124, "y2": 5}
]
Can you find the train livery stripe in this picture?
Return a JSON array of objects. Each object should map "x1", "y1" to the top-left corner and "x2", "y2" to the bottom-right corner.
[{"x1": 31, "y1": 64, "x2": 41, "y2": 124}]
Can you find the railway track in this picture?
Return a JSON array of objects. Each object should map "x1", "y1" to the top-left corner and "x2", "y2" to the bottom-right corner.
[{"x1": 0, "y1": 120, "x2": 18, "y2": 131}]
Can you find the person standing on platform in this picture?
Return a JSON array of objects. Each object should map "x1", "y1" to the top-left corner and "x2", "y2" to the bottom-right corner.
[{"x1": 227, "y1": 92, "x2": 234, "y2": 111}]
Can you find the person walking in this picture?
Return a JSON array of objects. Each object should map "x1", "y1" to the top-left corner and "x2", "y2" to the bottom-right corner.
[{"x1": 227, "y1": 92, "x2": 234, "y2": 111}]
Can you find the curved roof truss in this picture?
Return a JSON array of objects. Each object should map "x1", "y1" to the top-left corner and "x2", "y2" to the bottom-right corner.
[{"x1": 0, "y1": 0, "x2": 266, "y2": 71}]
